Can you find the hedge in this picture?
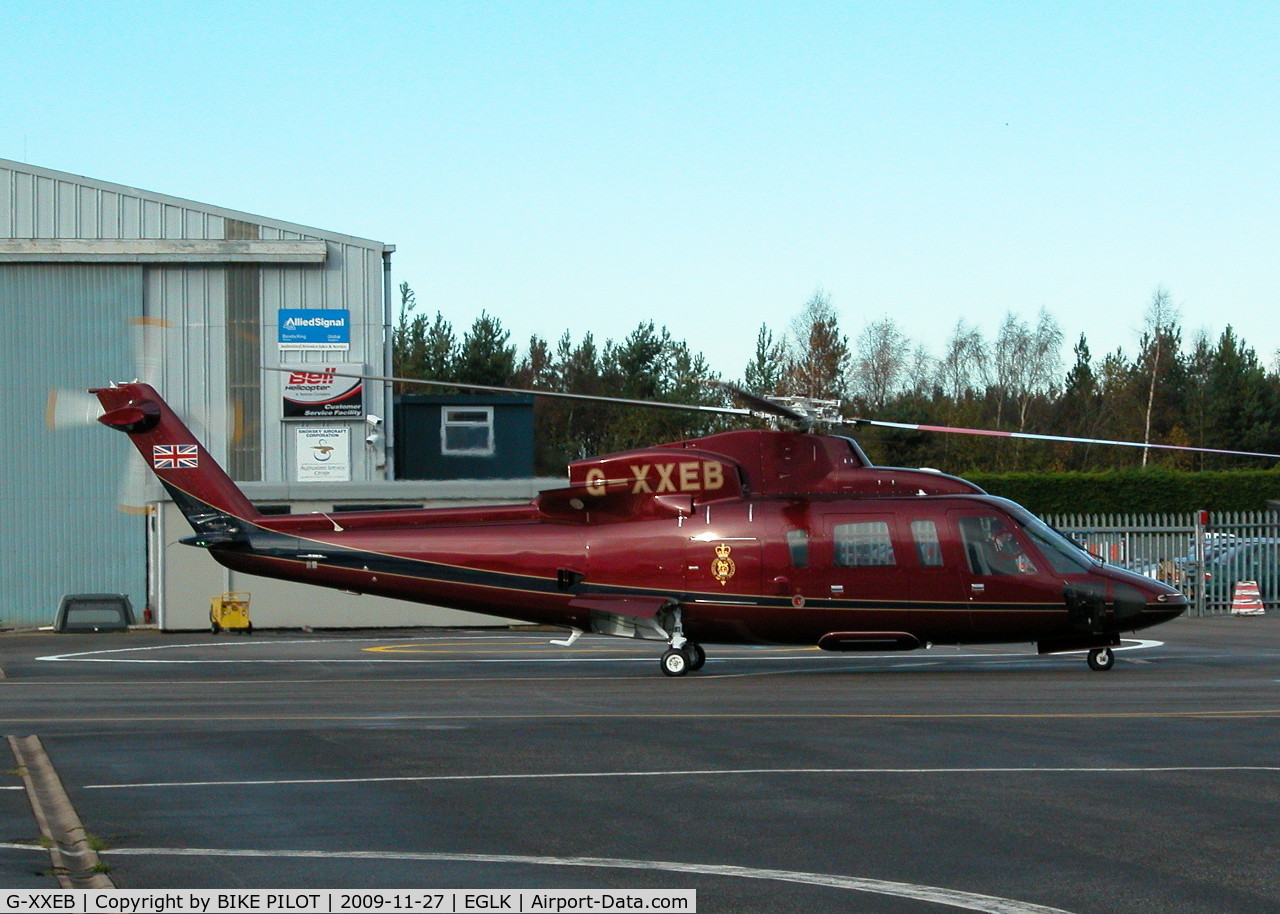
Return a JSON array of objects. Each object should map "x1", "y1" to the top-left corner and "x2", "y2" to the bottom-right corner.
[{"x1": 963, "y1": 468, "x2": 1280, "y2": 515}]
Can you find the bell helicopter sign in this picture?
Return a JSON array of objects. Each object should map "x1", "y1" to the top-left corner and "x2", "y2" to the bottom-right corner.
[
  {"x1": 280, "y1": 364, "x2": 365, "y2": 419},
  {"x1": 277, "y1": 309, "x2": 350, "y2": 351}
]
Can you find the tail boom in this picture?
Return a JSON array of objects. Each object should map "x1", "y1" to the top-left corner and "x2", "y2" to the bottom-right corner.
[{"x1": 92, "y1": 383, "x2": 261, "y2": 524}]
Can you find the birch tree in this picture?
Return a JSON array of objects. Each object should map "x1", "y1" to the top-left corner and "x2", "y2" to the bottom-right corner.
[
  {"x1": 851, "y1": 317, "x2": 910, "y2": 412},
  {"x1": 783, "y1": 290, "x2": 849, "y2": 399},
  {"x1": 1138, "y1": 287, "x2": 1181, "y2": 466}
]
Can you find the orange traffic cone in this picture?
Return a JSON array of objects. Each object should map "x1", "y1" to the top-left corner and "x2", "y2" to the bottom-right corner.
[{"x1": 1230, "y1": 581, "x2": 1265, "y2": 616}]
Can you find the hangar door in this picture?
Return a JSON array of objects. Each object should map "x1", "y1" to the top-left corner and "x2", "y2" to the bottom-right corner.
[{"x1": 0, "y1": 264, "x2": 145, "y2": 628}]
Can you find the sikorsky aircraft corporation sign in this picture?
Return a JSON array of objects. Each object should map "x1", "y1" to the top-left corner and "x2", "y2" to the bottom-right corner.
[{"x1": 281, "y1": 365, "x2": 365, "y2": 419}]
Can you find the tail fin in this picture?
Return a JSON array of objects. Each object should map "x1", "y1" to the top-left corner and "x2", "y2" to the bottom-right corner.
[{"x1": 93, "y1": 383, "x2": 261, "y2": 539}]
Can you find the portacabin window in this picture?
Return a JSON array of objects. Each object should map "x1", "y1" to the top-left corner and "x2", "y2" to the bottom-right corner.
[
  {"x1": 441, "y1": 406, "x2": 495, "y2": 456},
  {"x1": 833, "y1": 521, "x2": 896, "y2": 567}
]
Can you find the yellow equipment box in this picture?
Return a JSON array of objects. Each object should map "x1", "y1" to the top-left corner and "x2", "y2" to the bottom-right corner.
[{"x1": 210, "y1": 591, "x2": 252, "y2": 634}]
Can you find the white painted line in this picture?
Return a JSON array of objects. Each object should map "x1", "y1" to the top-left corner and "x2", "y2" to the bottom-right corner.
[
  {"x1": 1077, "y1": 639, "x2": 1164, "y2": 653},
  {"x1": 35, "y1": 639, "x2": 430, "y2": 664},
  {"x1": 36, "y1": 655, "x2": 669, "y2": 665},
  {"x1": 0, "y1": 843, "x2": 1077, "y2": 913},
  {"x1": 81, "y1": 764, "x2": 1279, "y2": 791},
  {"x1": 35, "y1": 639, "x2": 1164, "y2": 665}
]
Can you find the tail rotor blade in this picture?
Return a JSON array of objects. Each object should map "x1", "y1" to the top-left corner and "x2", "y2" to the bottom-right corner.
[
  {"x1": 117, "y1": 449, "x2": 159, "y2": 515},
  {"x1": 131, "y1": 316, "x2": 172, "y2": 384},
  {"x1": 46, "y1": 388, "x2": 103, "y2": 430},
  {"x1": 48, "y1": 317, "x2": 171, "y2": 432}
]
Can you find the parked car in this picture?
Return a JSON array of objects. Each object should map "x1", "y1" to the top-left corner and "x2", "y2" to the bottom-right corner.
[
  {"x1": 1134, "y1": 537, "x2": 1274, "y2": 603},
  {"x1": 1201, "y1": 539, "x2": 1280, "y2": 605}
]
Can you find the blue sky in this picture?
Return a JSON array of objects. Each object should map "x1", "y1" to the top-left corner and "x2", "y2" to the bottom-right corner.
[{"x1": 5, "y1": 1, "x2": 1278, "y2": 380}]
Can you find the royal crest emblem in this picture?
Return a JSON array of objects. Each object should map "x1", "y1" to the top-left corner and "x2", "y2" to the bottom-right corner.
[{"x1": 710, "y1": 543, "x2": 736, "y2": 586}]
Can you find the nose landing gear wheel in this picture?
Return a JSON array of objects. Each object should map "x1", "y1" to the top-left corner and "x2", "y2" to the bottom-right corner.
[
  {"x1": 661, "y1": 648, "x2": 691, "y2": 677},
  {"x1": 1087, "y1": 647, "x2": 1115, "y2": 671}
]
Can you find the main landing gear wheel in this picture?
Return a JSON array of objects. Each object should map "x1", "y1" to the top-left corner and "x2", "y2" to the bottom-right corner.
[
  {"x1": 661, "y1": 648, "x2": 690, "y2": 677},
  {"x1": 688, "y1": 642, "x2": 706, "y2": 671},
  {"x1": 1088, "y1": 647, "x2": 1115, "y2": 671}
]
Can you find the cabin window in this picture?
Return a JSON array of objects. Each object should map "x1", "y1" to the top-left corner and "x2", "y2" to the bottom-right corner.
[
  {"x1": 958, "y1": 515, "x2": 1038, "y2": 576},
  {"x1": 833, "y1": 521, "x2": 896, "y2": 567},
  {"x1": 441, "y1": 406, "x2": 495, "y2": 456},
  {"x1": 786, "y1": 529, "x2": 809, "y2": 568},
  {"x1": 910, "y1": 520, "x2": 943, "y2": 567}
]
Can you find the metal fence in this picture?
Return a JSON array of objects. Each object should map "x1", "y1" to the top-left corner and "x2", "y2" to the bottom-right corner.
[{"x1": 1045, "y1": 511, "x2": 1280, "y2": 616}]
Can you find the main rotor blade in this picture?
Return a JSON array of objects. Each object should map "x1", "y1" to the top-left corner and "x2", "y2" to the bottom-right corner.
[
  {"x1": 701, "y1": 380, "x2": 814, "y2": 429},
  {"x1": 855, "y1": 418, "x2": 1280, "y2": 460},
  {"x1": 265, "y1": 367, "x2": 754, "y2": 419}
]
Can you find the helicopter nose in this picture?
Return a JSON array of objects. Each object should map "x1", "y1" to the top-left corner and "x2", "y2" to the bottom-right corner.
[
  {"x1": 1133, "y1": 580, "x2": 1188, "y2": 625},
  {"x1": 1113, "y1": 582, "x2": 1149, "y2": 621},
  {"x1": 1105, "y1": 574, "x2": 1186, "y2": 629}
]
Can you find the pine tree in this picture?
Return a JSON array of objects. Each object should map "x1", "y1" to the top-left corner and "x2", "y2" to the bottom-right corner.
[
  {"x1": 1204, "y1": 326, "x2": 1274, "y2": 464},
  {"x1": 1056, "y1": 334, "x2": 1103, "y2": 469},
  {"x1": 743, "y1": 324, "x2": 786, "y2": 394},
  {"x1": 392, "y1": 283, "x2": 457, "y2": 389},
  {"x1": 455, "y1": 311, "x2": 516, "y2": 387}
]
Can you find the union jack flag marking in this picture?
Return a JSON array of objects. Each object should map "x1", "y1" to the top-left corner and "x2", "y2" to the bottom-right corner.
[{"x1": 153, "y1": 444, "x2": 199, "y2": 469}]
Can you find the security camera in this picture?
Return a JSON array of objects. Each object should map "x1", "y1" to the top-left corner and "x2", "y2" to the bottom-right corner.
[
  {"x1": 365, "y1": 432, "x2": 383, "y2": 446},
  {"x1": 366, "y1": 415, "x2": 383, "y2": 427}
]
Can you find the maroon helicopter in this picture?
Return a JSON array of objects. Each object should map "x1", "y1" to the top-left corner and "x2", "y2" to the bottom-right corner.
[{"x1": 91, "y1": 377, "x2": 1222, "y2": 676}]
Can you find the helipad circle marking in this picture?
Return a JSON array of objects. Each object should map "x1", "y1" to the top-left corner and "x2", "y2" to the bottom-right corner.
[
  {"x1": 80, "y1": 763, "x2": 1280, "y2": 792},
  {"x1": 0, "y1": 843, "x2": 1077, "y2": 913},
  {"x1": 36, "y1": 638, "x2": 1164, "y2": 665}
]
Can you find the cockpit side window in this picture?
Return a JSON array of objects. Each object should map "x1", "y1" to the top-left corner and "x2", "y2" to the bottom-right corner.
[{"x1": 958, "y1": 515, "x2": 1038, "y2": 576}]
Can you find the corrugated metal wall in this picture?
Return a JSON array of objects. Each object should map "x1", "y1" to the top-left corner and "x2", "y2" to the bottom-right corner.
[
  {"x1": 257, "y1": 226, "x2": 388, "y2": 484},
  {"x1": 2, "y1": 157, "x2": 391, "y2": 628},
  {"x1": 1, "y1": 264, "x2": 144, "y2": 627},
  {"x1": 3, "y1": 161, "x2": 389, "y2": 485},
  {"x1": 4, "y1": 166, "x2": 226, "y2": 240},
  {"x1": 140, "y1": 236, "x2": 389, "y2": 481}
]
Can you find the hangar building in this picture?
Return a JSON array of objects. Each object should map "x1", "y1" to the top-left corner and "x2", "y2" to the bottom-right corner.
[{"x1": 1, "y1": 158, "x2": 548, "y2": 631}]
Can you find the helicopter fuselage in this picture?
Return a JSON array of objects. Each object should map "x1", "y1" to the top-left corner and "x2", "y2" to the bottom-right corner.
[
  {"x1": 94, "y1": 382, "x2": 1185, "y2": 673},
  {"x1": 200, "y1": 487, "x2": 1183, "y2": 652}
]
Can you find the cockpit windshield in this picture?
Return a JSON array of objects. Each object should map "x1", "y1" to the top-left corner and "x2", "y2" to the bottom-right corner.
[{"x1": 1021, "y1": 519, "x2": 1094, "y2": 574}]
